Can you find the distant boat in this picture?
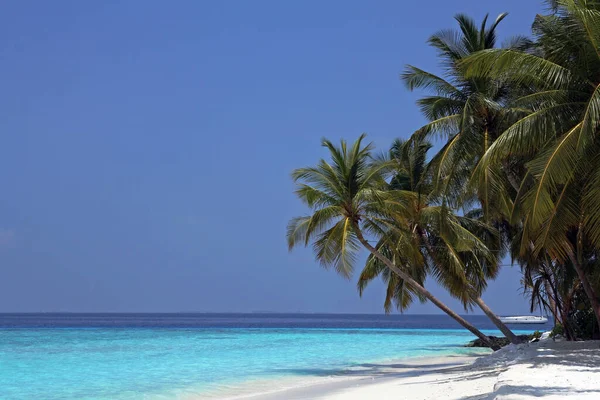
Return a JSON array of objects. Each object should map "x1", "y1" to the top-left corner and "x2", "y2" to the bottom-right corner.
[{"x1": 499, "y1": 315, "x2": 549, "y2": 324}]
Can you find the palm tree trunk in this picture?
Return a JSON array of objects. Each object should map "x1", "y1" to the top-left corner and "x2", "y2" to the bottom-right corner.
[
  {"x1": 416, "y1": 228, "x2": 520, "y2": 344},
  {"x1": 568, "y1": 253, "x2": 600, "y2": 334},
  {"x1": 353, "y1": 226, "x2": 500, "y2": 350},
  {"x1": 543, "y1": 274, "x2": 573, "y2": 339},
  {"x1": 474, "y1": 297, "x2": 522, "y2": 344},
  {"x1": 543, "y1": 279, "x2": 558, "y2": 324},
  {"x1": 541, "y1": 259, "x2": 574, "y2": 339},
  {"x1": 562, "y1": 295, "x2": 575, "y2": 341}
]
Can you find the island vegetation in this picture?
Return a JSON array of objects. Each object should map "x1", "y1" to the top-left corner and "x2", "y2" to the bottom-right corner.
[{"x1": 287, "y1": 0, "x2": 600, "y2": 348}]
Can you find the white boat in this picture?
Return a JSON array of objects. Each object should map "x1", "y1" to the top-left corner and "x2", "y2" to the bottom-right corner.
[{"x1": 499, "y1": 315, "x2": 549, "y2": 324}]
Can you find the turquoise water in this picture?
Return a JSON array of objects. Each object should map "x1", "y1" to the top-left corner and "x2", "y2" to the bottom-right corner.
[{"x1": 0, "y1": 314, "x2": 543, "y2": 399}]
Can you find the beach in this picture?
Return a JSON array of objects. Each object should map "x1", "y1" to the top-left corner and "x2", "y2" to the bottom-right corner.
[
  {"x1": 5, "y1": 314, "x2": 596, "y2": 400},
  {"x1": 4, "y1": 2, "x2": 600, "y2": 400},
  {"x1": 250, "y1": 340, "x2": 600, "y2": 400},
  {"x1": 0, "y1": 313, "x2": 535, "y2": 399}
]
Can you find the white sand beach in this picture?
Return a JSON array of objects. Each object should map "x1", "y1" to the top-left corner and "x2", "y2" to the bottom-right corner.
[{"x1": 250, "y1": 340, "x2": 600, "y2": 400}]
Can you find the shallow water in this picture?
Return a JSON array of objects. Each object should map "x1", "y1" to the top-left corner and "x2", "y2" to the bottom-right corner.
[{"x1": 0, "y1": 314, "x2": 549, "y2": 399}]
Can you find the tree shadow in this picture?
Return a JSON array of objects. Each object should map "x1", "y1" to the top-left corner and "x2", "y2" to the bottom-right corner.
[
  {"x1": 269, "y1": 342, "x2": 600, "y2": 399},
  {"x1": 269, "y1": 354, "x2": 492, "y2": 380},
  {"x1": 456, "y1": 342, "x2": 600, "y2": 399},
  {"x1": 469, "y1": 384, "x2": 600, "y2": 399},
  {"x1": 523, "y1": 345, "x2": 600, "y2": 369}
]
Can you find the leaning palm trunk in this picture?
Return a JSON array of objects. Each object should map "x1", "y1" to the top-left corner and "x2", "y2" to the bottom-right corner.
[
  {"x1": 288, "y1": 135, "x2": 502, "y2": 350},
  {"x1": 353, "y1": 226, "x2": 500, "y2": 350},
  {"x1": 417, "y1": 230, "x2": 521, "y2": 345},
  {"x1": 474, "y1": 297, "x2": 522, "y2": 344}
]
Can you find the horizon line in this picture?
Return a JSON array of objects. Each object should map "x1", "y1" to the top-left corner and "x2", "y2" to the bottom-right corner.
[{"x1": 0, "y1": 311, "x2": 500, "y2": 316}]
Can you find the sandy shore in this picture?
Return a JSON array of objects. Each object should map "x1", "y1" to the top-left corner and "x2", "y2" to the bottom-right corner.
[{"x1": 248, "y1": 340, "x2": 600, "y2": 400}]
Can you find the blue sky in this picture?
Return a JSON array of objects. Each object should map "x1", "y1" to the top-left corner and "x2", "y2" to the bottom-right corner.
[{"x1": 0, "y1": 1, "x2": 545, "y2": 313}]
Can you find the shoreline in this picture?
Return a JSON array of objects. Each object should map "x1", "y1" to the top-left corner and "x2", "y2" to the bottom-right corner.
[
  {"x1": 230, "y1": 340, "x2": 600, "y2": 400},
  {"x1": 200, "y1": 353, "x2": 488, "y2": 400},
  {"x1": 203, "y1": 350, "x2": 490, "y2": 400},
  {"x1": 1, "y1": 316, "x2": 538, "y2": 400},
  {"x1": 243, "y1": 354, "x2": 483, "y2": 400}
]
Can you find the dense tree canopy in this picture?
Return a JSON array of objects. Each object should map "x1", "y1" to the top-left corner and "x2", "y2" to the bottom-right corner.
[{"x1": 288, "y1": 0, "x2": 600, "y2": 343}]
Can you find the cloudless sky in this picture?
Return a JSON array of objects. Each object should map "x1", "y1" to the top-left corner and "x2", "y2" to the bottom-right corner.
[{"x1": 0, "y1": 1, "x2": 546, "y2": 314}]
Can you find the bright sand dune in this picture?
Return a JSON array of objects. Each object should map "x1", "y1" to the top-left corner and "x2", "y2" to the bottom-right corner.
[{"x1": 250, "y1": 340, "x2": 600, "y2": 400}]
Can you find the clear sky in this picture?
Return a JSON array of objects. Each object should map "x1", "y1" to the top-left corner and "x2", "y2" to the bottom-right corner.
[{"x1": 0, "y1": 1, "x2": 545, "y2": 314}]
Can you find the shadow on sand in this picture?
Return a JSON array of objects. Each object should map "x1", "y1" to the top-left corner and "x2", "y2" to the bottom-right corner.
[
  {"x1": 270, "y1": 353, "x2": 493, "y2": 381},
  {"x1": 266, "y1": 342, "x2": 600, "y2": 399},
  {"x1": 457, "y1": 342, "x2": 600, "y2": 400}
]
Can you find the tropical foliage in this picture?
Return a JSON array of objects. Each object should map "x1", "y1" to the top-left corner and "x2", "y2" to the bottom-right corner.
[
  {"x1": 401, "y1": 13, "x2": 529, "y2": 220},
  {"x1": 460, "y1": 0, "x2": 600, "y2": 336},
  {"x1": 287, "y1": 135, "x2": 501, "y2": 348},
  {"x1": 288, "y1": 0, "x2": 600, "y2": 344},
  {"x1": 357, "y1": 138, "x2": 522, "y2": 343}
]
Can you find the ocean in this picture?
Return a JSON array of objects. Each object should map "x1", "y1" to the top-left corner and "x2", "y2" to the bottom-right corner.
[{"x1": 0, "y1": 313, "x2": 551, "y2": 399}]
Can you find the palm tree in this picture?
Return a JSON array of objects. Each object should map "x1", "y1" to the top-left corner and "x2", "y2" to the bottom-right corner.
[
  {"x1": 287, "y1": 134, "x2": 499, "y2": 349},
  {"x1": 400, "y1": 14, "x2": 529, "y2": 344},
  {"x1": 401, "y1": 13, "x2": 530, "y2": 220},
  {"x1": 356, "y1": 138, "x2": 521, "y2": 344},
  {"x1": 460, "y1": 0, "x2": 600, "y2": 332}
]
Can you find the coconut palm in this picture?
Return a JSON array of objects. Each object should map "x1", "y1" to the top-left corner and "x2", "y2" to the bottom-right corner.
[
  {"x1": 357, "y1": 138, "x2": 521, "y2": 344},
  {"x1": 401, "y1": 12, "x2": 530, "y2": 220},
  {"x1": 460, "y1": 0, "x2": 600, "y2": 332},
  {"x1": 287, "y1": 134, "x2": 499, "y2": 349},
  {"x1": 400, "y1": 15, "x2": 530, "y2": 343}
]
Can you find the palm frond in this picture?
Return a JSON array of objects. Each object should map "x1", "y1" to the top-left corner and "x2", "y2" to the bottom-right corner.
[
  {"x1": 401, "y1": 65, "x2": 461, "y2": 96},
  {"x1": 462, "y1": 49, "x2": 575, "y2": 89},
  {"x1": 577, "y1": 83, "x2": 600, "y2": 151}
]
